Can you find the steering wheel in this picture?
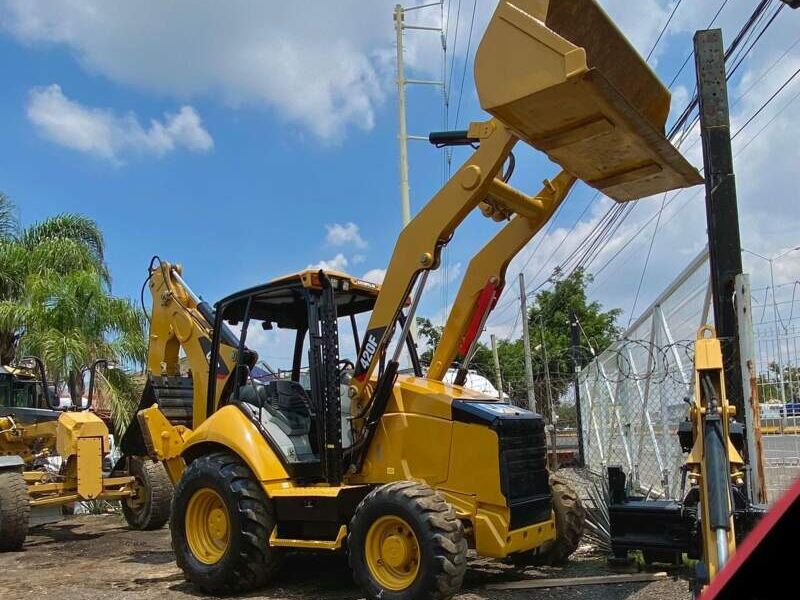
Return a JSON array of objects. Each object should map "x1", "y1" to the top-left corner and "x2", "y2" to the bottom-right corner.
[{"x1": 337, "y1": 359, "x2": 355, "y2": 382}]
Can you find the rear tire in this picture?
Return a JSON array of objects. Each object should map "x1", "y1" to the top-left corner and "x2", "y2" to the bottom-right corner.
[
  {"x1": 122, "y1": 458, "x2": 172, "y2": 530},
  {"x1": 348, "y1": 481, "x2": 467, "y2": 600},
  {"x1": 0, "y1": 470, "x2": 30, "y2": 552},
  {"x1": 511, "y1": 474, "x2": 585, "y2": 566},
  {"x1": 171, "y1": 451, "x2": 282, "y2": 594}
]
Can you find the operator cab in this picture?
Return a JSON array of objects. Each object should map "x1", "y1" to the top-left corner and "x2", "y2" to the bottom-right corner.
[
  {"x1": 210, "y1": 269, "x2": 406, "y2": 483},
  {"x1": 0, "y1": 362, "x2": 58, "y2": 424}
]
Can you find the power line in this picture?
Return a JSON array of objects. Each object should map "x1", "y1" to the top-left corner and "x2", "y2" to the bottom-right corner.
[
  {"x1": 446, "y1": 0, "x2": 462, "y2": 97},
  {"x1": 488, "y1": 0, "x2": 791, "y2": 341},
  {"x1": 453, "y1": 0, "x2": 478, "y2": 127},
  {"x1": 596, "y1": 0, "x2": 786, "y2": 308},
  {"x1": 592, "y1": 57, "x2": 800, "y2": 296},
  {"x1": 732, "y1": 65, "x2": 800, "y2": 140},
  {"x1": 647, "y1": 0, "x2": 684, "y2": 62},
  {"x1": 627, "y1": 193, "x2": 668, "y2": 327},
  {"x1": 730, "y1": 31, "x2": 800, "y2": 111}
]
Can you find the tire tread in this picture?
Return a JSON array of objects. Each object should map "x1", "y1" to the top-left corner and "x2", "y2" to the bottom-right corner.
[
  {"x1": 348, "y1": 480, "x2": 467, "y2": 600},
  {"x1": 0, "y1": 470, "x2": 30, "y2": 552},
  {"x1": 173, "y1": 451, "x2": 281, "y2": 594}
]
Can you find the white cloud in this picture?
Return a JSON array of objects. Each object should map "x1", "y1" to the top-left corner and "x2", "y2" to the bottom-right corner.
[
  {"x1": 325, "y1": 222, "x2": 367, "y2": 249},
  {"x1": 309, "y1": 253, "x2": 349, "y2": 272},
  {"x1": 362, "y1": 268, "x2": 387, "y2": 284},
  {"x1": 0, "y1": 1, "x2": 680, "y2": 142},
  {"x1": 1, "y1": 1, "x2": 427, "y2": 141},
  {"x1": 427, "y1": 261, "x2": 463, "y2": 290},
  {"x1": 26, "y1": 84, "x2": 212, "y2": 163}
]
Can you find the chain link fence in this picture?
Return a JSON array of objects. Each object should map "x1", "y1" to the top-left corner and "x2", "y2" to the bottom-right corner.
[
  {"x1": 571, "y1": 249, "x2": 800, "y2": 503},
  {"x1": 754, "y1": 303, "x2": 800, "y2": 501}
]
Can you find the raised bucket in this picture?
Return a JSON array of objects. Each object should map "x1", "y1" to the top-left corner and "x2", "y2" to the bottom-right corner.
[{"x1": 475, "y1": 0, "x2": 702, "y2": 201}]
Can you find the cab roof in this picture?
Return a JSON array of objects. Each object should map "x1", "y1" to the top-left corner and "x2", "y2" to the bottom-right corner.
[{"x1": 217, "y1": 269, "x2": 382, "y2": 329}]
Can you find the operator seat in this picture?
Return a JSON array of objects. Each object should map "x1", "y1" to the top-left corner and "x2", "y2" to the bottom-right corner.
[{"x1": 237, "y1": 380, "x2": 316, "y2": 463}]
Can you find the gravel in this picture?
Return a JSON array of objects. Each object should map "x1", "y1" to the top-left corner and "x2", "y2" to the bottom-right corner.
[{"x1": 0, "y1": 514, "x2": 691, "y2": 600}]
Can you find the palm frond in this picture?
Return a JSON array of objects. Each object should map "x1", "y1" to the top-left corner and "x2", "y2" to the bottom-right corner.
[
  {"x1": 20, "y1": 213, "x2": 105, "y2": 260},
  {"x1": 95, "y1": 368, "x2": 141, "y2": 435},
  {"x1": 583, "y1": 473, "x2": 612, "y2": 553},
  {"x1": 25, "y1": 238, "x2": 110, "y2": 282}
]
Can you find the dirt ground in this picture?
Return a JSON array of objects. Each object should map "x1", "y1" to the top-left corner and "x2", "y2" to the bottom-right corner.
[{"x1": 0, "y1": 514, "x2": 691, "y2": 600}]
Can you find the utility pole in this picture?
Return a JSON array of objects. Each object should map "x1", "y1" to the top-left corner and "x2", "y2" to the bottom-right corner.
[
  {"x1": 394, "y1": 2, "x2": 446, "y2": 228},
  {"x1": 519, "y1": 273, "x2": 537, "y2": 413},
  {"x1": 490, "y1": 334, "x2": 504, "y2": 400},
  {"x1": 394, "y1": 4, "x2": 411, "y2": 227},
  {"x1": 694, "y1": 29, "x2": 747, "y2": 444},
  {"x1": 570, "y1": 311, "x2": 586, "y2": 468},
  {"x1": 394, "y1": 2, "x2": 444, "y2": 355}
]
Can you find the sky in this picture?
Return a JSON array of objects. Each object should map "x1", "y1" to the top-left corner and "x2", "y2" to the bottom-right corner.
[{"x1": 1, "y1": 0, "x2": 799, "y2": 367}]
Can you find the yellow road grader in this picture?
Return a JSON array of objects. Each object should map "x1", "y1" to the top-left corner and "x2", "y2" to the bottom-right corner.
[
  {"x1": 0, "y1": 358, "x2": 171, "y2": 551},
  {"x1": 118, "y1": 1, "x2": 701, "y2": 598}
]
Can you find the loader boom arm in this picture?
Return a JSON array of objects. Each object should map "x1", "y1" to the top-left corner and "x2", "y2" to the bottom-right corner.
[
  {"x1": 427, "y1": 170, "x2": 577, "y2": 381},
  {"x1": 350, "y1": 120, "x2": 518, "y2": 413}
]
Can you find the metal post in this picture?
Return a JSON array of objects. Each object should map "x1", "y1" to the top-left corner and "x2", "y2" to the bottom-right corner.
[
  {"x1": 539, "y1": 316, "x2": 558, "y2": 469},
  {"x1": 519, "y1": 273, "x2": 537, "y2": 412},
  {"x1": 735, "y1": 273, "x2": 768, "y2": 502},
  {"x1": 490, "y1": 334, "x2": 504, "y2": 400},
  {"x1": 570, "y1": 312, "x2": 586, "y2": 467},
  {"x1": 394, "y1": 4, "x2": 411, "y2": 227},
  {"x1": 694, "y1": 29, "x2": 747, "y2": 439}
]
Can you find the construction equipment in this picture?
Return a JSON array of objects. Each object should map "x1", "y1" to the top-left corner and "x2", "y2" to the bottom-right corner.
[
  {"x1": 607, "y1": 327, "x2": 767, "y2": 593},
  {"x1": 128, "y1": 1, "x2": 701, "y2": 597},
  {"x1": 0, "y1": 357, "x2": 170, "y2": 551}
]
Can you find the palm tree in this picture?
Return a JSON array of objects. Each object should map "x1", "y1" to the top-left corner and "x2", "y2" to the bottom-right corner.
[
  {"x1": 0, "y1": 192, "x2": 108, "y2": 363},
  {"x1": 0, "y1": 193, "x2": 146, "y2": 433}
]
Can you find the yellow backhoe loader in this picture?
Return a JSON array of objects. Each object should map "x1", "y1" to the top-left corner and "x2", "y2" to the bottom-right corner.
[
  {"x1": 126, "y1": 1, "x2": 701, "y2": 597},
  {"x1": 0, "y1": 357, "x2": 171, "y2": 551}
]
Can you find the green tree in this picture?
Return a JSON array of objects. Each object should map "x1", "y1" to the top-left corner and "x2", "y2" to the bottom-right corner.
[
  {"x1": 0, "y1": 192, "x2": 108, "y2": 363},
  {"x1": 0, "y1": 193, "x2": 145, "y2": 433},
  {"x1": 471, "y1": 269, "x2": 621, "y2": 408},
  {"x1": 416, "y1": 317, "x2": 443, "y2": 365}
]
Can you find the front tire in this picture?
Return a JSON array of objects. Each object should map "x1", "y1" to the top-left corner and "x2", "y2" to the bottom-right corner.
[
  {"x1": 512, "y1": 473, "x2": 585, "y2": 566},
  {"x1": 122, "y1": 458, "x2": 172, "y2": 530},
  {"x1": 348, "y1": 481, "x2": 467, "y2": 600},
  {"x1": 0, "y1": 470, "x2": 30, "y2": 552},
  {"x1": 171, "y1": 451, "x2": 282, "y2": 594}
]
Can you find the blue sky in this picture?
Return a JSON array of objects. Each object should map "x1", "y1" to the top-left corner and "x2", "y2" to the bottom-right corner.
[{"x1": 2, "y1": 1, "x2": 799, "y2": 365}]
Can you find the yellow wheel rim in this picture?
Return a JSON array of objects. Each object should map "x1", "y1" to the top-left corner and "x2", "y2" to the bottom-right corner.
[
  {"x1": 364, "y1": 515, "x2": 420, "y2": 591},
  {"x1": 185, "y1": 488, "x2": 230, "y2": 565}
]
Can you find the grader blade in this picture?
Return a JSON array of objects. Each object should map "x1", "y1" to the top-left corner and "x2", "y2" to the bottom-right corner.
[{"x1": 475, "y1": 0, "x2": 703, "y2": 201}]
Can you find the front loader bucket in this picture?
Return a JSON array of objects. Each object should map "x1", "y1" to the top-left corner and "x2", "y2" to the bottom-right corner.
[{"x1": 475, "y1": 0, "x2": 702, "y2": 201}]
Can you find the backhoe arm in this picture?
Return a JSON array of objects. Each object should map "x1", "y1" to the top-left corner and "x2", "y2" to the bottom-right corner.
[
  {"x1": 145, "y1": 260, "x2": 238, "y2": 427},
  {"x1": 427, "y1": 170, "x2": 577, "y2": 381}
]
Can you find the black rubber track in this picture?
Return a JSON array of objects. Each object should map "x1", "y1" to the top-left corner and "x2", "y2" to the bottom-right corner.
[
  {"x1": 512, "y1": 473, "x2": 586, "y2": 566},
  {"x1": 348, "y1": 480, "x2": 468, "y2": 600},
  {"x1": 0, "y1": 470, "x2": 30, "y2": 552},
  {"x1": 171, "y1": 451, "x2": 282, "y2": 594},
  {"x1": 122, "y1": 458, "x2": 172, "y2": 531}
]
